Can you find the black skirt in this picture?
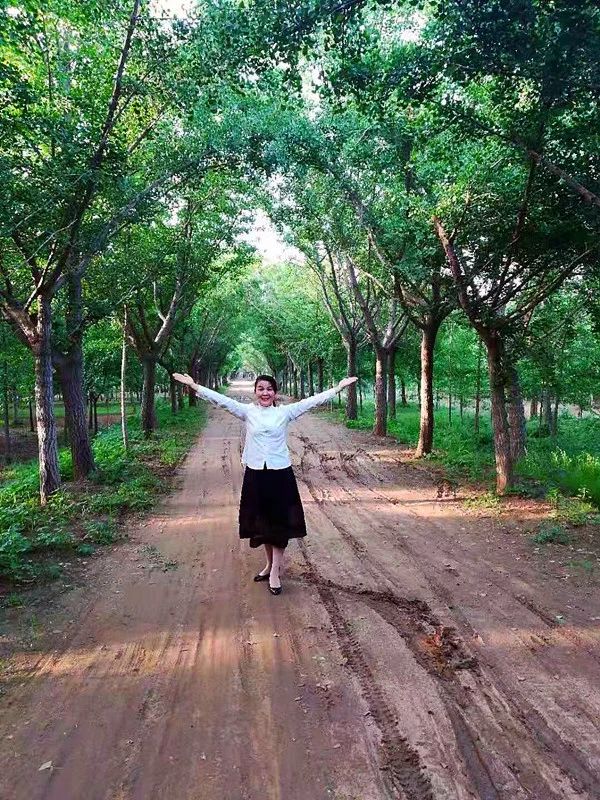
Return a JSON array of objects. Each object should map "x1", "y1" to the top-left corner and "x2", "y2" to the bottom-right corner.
[{"x1": 239, "y1": 465, "x2": 307, "y2": 549}]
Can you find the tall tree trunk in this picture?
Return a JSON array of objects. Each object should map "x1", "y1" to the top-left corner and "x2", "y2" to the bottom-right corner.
[
  {"x1": 33, "y1": 296, "x2": 60, "y2": 504},
  {"x1": 358, "y1": 379, "x2": 363, "y2": 411},
  {"x1": 120, "y1": 318, "x2": 128, "y2": 453},
  {"x1": 55, "y1": 349, "x2": 95, "y2": 480},
  {"x1": 29, "y1": 397, "x2": 35, "y2": 432},
  {"x1": 12, "y1": 388, "x2": 19, "y2": 425},
  {"x1": 169, "y1": 373, "x2": 177, "y2": 414},
  {"x1": 387, "y1": 346, "x2": 396, "y2": 420},
  {"x1": 93, "y1": 396, "x2": 99, "y2": 436},
  {"x1": 293, "y1": 368, "x2": 299, "y2": 399},
  {"x1": 54, "y1": 271, "x2": 94, "y2": 478},
  {"x1": 552, "y1": 396, "x2": 560, "y2": 436},
  {"x1": 3, "y1": 363, "x2": 11, "y2": 463},
  {"x1": 542, "y1": 389, "x2": 552, "y2": 430},
  {"x1": 317, "y1": 357, "x2": 324, "y2": 393},
  {"x1": 188, "y1": 360, "x2": 197, "y2": 406},
  {"x1": 485, "y1": 334, "x2": 513, "y2": 494},
  {"x1": 177, "y1": 384, "x2": 184, "y2": 411},
  {"x1": 373, "y1": 348, "x2": 387, "y2": 437},
  {"x1": 400, "y1": 377, "x2": 407, "y2": 407},
  {"x1": 415, "y1": 323, "x2": 439, "y2": 458},
  {"x1": 299, "y1": 368, "x2": 306, "y2": 400},
  {"x1": 345, "y1": 341, "x2": 358, "y2": 420},
  {"x1": 529, "y1": 395, "x2": 538, "y2": 419},
  {"x1": 308, "y1": 362, "x2": 314, "y2": 396},
  {"x1": 474, "y1": 340, "x2": 483, "y2": 433},
  {"x1": 141, "y1": 356, "x2": 157, "y2": 437},
  {"x1": 508, "y1": 366, "x2": 526, "y2": 463}
]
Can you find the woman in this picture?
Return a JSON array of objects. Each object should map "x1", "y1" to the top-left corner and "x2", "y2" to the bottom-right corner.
[{"x1": 173, "y1": 372, "x2": 357, "y2": 595}]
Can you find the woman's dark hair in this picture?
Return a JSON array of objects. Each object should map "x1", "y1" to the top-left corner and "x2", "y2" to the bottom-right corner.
[
  {"x1": 254, "y1": 374, "x2": 278, "y2": 393},
  {"x1": 254, "y1": 375, "x2": 278, "y2": 406}
]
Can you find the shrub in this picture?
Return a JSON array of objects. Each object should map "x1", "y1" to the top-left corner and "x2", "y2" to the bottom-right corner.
[{"x1": 533, "y1": 522, "x2": 570, "y2": 545}]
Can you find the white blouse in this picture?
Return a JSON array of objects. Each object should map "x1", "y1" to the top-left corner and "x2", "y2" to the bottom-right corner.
[{"x1": 195, "y1": 385, "x2": 338, "y2": 469}]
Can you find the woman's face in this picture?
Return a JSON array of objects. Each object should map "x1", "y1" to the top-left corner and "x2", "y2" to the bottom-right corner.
[{"x1": 255, "y1": 380, "x2": 276, "y2": 407}]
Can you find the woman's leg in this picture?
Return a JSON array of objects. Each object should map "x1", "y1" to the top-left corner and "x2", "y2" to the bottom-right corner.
[
  {"x1": 258, "y1": 544, "x2": 273, "y2": 577},
  {"x1": 269, "y1": 545, "x2": 285, "y2": 590}
]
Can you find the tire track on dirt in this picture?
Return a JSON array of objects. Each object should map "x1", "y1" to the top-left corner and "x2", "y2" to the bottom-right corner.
[
  {"x1": 295, "y1": 435, "x2": 595, "y2": 799},
  {"x1": 298, "y1": 554, "x2": 502, "y2": 800},
  {"x1": 298, "y1": 542, "x2": 435, "y2": 800}
]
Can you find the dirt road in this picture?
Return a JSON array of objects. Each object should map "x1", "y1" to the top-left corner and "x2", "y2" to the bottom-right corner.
[{"x1": 1, "y1": 384, "x2": 600, "y2": 799}]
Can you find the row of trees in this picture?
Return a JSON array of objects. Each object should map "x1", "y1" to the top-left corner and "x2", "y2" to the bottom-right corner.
[
  {"x1": 2, "y1": 1, "x2": 599, "y2": 500},
  {"x1": 242, "y1": 262, "x2": 600, "y2": 419},
  {"x1": 0, "y1": 1, "x2": 262, "y2": 501},
  {"x1": 230, "y1": 0, "x2": 600, "y2": 492}
]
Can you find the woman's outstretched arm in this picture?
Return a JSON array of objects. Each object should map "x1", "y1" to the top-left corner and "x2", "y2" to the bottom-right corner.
[
  {"x1": 173, "y1": 373, "x2": 248, "y2": 420},
  {"x1": 285, "y1": 377, "x2": 358, "y2": 421}
]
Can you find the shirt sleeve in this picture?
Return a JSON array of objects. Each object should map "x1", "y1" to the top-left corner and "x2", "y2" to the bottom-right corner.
[
  {"x1": 284, "y1": 388, "x2": 338, "y2": 422},
  {"x1": 195, "y1": 385, "x2": 248, "y2": 420}
]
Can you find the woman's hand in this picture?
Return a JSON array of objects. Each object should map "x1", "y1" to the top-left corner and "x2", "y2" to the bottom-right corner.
[
  {"x1": 337, "y1": 376, "x2": 358, "y2": 391},
  {"x1": 173, "y1": 372, "x2": 195, "y2": 387}
]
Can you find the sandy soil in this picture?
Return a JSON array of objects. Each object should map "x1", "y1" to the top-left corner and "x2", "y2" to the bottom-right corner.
[{"x1": 1, "y1": 382, "x2": 599, "y2": 800}]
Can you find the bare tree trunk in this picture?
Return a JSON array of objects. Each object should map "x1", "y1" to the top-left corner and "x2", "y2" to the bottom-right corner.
[
  {"x1": 293, "y1": 368, "x2": 299, "y2": 399},
  {"x1": 169, "y1": 373, "x2": 177, "y2": 414},
  {"x1": 141, "y1": 356, "x2": 157, "y2": 437},
  {"x1": 345, "y1": 341, "x2": 358, "y2": 420},
  {"x1": 34, "y1": 296, "x2": 60, "y2": 504},
  {"x1": 401, "y1": 377, "x2": 407, "y2": 407},
  {"x1": 55, "y1": 349, "x2": 95, "y2": 480},
  {"x1": 474, "y1": 340, "x2": 483, "y2": 433},
  {"x1": 373, "y1": 348, "x2": 387, "y2": 436},
  {"x1": 552, "y1": 396, "x2": 560, "y2": 436},
  {"x1": 508, "y1": 366, "x2": 527, "y2": 462},
  {"x1": 308, "y1": 362, "x2": 314, "y2": 396},
  {"x1": 29, "y1": 397, "x2": 35, "y2": 432},
  {"x1": 529, "y1": 395, "x2": 538, "y2": 419},
  {"x1": 12, "y1": 388, "x2": 19, "y2": 425},
  {"x1": 317, "y1": 357, "x2": 324, "y2": 393},
  {"x1": 120, "y1": 317, "x2": 128, "y2": 453},
  {"x1": 542, "y1": 388, "x2": 552, "y2": 429},
  {"x1": 3, "y1": 362, "x2": 11, "y2": 463},
  {"x1": 486, "y1": 335, "x2": 513, "y2": 494},
  {"x1": 415, "y1": 324, "x2": 438, "y2": 457},
  {"x1": 177, "y1": 384, "x2": 184, "y2": 411},
  {"x1": 387, "y1": 345, "x2": 396, "y2": 420},
  {"x1": 299, "y1": 368, "x2": 306, "y2": 400},
  {"x1": 358, "y1": 379, "x2": 363, "y2": 412}
]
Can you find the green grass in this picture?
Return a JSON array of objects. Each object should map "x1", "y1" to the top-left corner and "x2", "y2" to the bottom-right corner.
[
  {"x1": 532, "y1": 522, "x2": 570, "y2": 545},
  {"x1": 333, "y1": 401, "x2": 496, "y2": 482},
  {"x1": 332, "y1": 402, "x2": 600, "y2": 509},
  {"x1": 0, "y1": 401, "x2": 206, "y2": 584},
  {"x1": 518, "y1": 417, "x2": 600, "y2": 507}
]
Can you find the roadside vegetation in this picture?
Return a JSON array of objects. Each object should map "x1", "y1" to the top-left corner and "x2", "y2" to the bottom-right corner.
[{"x1": 0, "y1": 403, "x2": 206, "y2": 585}]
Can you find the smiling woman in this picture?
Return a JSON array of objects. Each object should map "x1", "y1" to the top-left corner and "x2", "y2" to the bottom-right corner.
[{"x1": 173, "y1": 371, "x2": 357, "y2": 595}]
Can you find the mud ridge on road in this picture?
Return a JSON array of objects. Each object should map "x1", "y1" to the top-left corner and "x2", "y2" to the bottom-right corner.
[
  {"x1": 299, "y1": 571, "x2": 478, "y2": 682},
  {"x1": 297, "y1": 546, "x2": 505, "y2": 799},
  {"x1": 298, "y1": 542, "x2": 435, "y2": 800},
  {"x1": 295, "y1": 428, "x2": 600, "y2": 799}
]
